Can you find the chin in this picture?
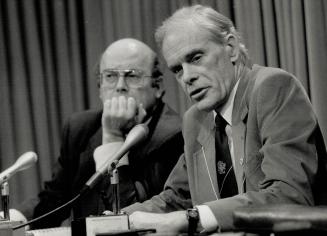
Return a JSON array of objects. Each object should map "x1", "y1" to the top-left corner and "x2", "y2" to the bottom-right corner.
[{"x1": 195, "y1": 101, "x2": 217, "y2": 112}]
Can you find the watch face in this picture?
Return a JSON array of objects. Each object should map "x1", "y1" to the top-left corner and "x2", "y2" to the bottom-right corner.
[
  {"x1": 187, "y1": 208, "x2": 199, "y2": 235},
  {"x1": 189, "y1": 210, "x2": 198, "y2": 218},
  {"x1": 187, "y1": 209, "x2": 199, "y2": 219}
]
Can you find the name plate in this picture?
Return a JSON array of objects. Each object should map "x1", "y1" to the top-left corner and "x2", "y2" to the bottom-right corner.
[{"x1": 0, "y1": 220, "x2": 25, "y2": 236}]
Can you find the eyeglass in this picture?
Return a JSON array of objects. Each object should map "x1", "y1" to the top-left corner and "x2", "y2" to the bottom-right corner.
[{"x1": 99, "y1": 69, "x2": 153, "y2": 88}]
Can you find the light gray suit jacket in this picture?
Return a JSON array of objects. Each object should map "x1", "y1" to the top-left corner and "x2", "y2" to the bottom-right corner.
[{"x1": 125, "y1": 65, "x2": 327, "y2": 231}]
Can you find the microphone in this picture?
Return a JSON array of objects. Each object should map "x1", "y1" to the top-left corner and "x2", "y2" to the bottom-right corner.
[
  {"x1": 13, "y1": 124, "x2": 149, "y2": 230},
  {"x1": 0, "y1": 151, "x2": 38, "y2": 185},
  {"x1": 82, "y1": 123, "x2": 149, "y2": 193}
]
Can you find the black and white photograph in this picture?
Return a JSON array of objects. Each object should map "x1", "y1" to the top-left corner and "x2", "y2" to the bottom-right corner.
[{"x1": 0, "y1": 1, "x2": 327, "y2": 235}]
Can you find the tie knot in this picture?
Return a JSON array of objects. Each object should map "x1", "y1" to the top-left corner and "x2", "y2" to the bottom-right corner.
[{"x1": 215, "y1": 114, "x2": 227, "y2": 131}]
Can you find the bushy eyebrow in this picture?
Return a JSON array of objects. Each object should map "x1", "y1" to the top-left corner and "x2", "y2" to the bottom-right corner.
[
  {"x1": 185, "y1": 49, "x2": 203, "y2": 62},
  {"x1": 168, "y1": 48, "x2": 204, "y2": 73}
]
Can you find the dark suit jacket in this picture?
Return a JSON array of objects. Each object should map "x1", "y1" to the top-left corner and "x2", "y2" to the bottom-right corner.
[
  {"x1": 19, "y1": 101, "x2": 183, "y2": 229},
  {"x1": 124, "y1": 65, "x2": 327, "y2": 232}
]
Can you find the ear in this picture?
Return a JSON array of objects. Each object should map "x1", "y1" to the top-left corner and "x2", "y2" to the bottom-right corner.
[{"x1": 225, "y1": 34, "x2": 240, "y2": 64}]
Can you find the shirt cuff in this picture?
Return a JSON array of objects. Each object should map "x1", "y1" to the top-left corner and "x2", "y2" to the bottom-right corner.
[
  {"x1": 196, "y1": 205, "x2": 219, "y2": 233},
  {"x1": 93, "y1": 142, "x2": 128, "y2": 171}
]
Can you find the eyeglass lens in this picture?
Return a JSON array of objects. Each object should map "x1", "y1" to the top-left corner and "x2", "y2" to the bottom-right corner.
[{"x1": 101, "y1": 69, "x2": 145, "y2": 88}]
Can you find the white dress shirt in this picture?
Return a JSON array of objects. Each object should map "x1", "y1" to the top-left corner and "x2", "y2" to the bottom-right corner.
[{"x1": 93, "y1": 142, "x2": 128, "y2": 171}]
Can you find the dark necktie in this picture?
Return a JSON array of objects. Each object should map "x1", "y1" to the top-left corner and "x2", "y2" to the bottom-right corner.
[{"x1": 215, "y1": 114, "x2": 238, "y2": 198}]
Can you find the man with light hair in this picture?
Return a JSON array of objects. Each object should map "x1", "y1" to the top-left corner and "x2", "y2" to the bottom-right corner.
[{"x1": 124, "y1": 5, "x2": 327, "y2": 234}]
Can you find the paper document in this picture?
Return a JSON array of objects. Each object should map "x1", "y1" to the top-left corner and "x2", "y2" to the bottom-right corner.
[{"x1": 26, "y1": 226, "x2": 71, "y2": 236}]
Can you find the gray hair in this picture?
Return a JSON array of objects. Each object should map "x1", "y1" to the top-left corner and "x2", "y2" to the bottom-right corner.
[{"x1": 155, "y1": 5, "x2": 249, "y2": 64}]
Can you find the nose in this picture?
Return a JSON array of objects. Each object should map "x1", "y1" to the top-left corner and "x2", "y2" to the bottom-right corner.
[
  {"x1": 115, "y1": 75, "x2": 128, "y2": 92},
  {"x1": 181, "y1": 64, "x2": 197, "y2": 85}
]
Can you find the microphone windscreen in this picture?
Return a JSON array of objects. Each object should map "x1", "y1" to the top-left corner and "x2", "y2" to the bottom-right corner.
[{"x1": 14, "y1": 151, "x2": 38, "y2": 172}]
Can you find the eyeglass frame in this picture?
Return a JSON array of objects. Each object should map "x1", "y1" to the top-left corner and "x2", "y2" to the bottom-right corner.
[{"x1": 98, "y1": 68, "x2": 155, "y2": 88}]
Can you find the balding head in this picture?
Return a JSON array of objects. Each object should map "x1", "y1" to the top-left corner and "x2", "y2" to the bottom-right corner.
[
  {"x1": 98, "y1": 38, "x2": 164, "y2": 114},
  {"x1": 100, "y1": 38, "x2": 157, "y2": 74}
]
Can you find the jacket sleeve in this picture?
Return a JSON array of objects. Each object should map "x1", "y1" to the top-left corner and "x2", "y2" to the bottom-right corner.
[
  {"x1": 206, "y1": 70, "x2": 324, "y2": 231},
  {"x1": 123, "y1": 153, "x2": 192, "y2": 213}
]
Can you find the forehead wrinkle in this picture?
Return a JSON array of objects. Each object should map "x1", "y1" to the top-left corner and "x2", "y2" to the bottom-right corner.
[
  {"x1": 100, "y1": 41, "x2": 154, "y2": 71},
  {"x1": 163, "y1": 22, "x2": 212, "y2": 63},
  {"x1": 103, "y1": 50, "x2": 149, "y2": 67}
]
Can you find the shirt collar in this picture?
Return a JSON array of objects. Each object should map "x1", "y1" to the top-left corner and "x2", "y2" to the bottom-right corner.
[{"x1": 214, "y1": 78, "x2": 241, "y2": 126}]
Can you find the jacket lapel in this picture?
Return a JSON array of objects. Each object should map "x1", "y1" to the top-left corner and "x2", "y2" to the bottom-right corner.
[
  {"x1": 183, "y1": 106, "x2": 220, "y2": 200},
  {"x1": 231, "y1": 123, "x2": 246, "y2": 193},
  {"x1": 231, "y1": 66, "x2": 252, "y2": 193},
  {"x1": 231, "y1": 65, "x2": 261, "y2": 193},
  {"x1": 197, "y1": 112, "x2": 220, "y2": 198}
]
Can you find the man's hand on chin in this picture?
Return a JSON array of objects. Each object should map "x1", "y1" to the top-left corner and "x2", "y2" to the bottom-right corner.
[
  {"x1": 102, "y1": 96, "x2": 146, "y2": 143},
  {"x1": 129, "y1": 211, "x2": 188, "y2": 234}
]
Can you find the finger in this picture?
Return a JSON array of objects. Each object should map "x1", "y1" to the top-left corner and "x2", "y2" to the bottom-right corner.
[
  {"x1": 129, "y1": 213, "x2": 137, "y2": 230},
  {"x1": 127, "y1": 97, "x2": 137, "y2": 118},
  {"x1": 102, "y1": 210, "x2": 114, "y2": 215},
  {"x1": 102, "y1": 99, "x2": 111, "y2": 120},
  {"x1": 110, "y1": 97, "x2": 119, "y2": 115},
  {"x1": 118, "y1": 96, "x2": 127, "y2": 116},
  {"x1": 103, "y1": 99, "x2": 111, "y2": 110}
]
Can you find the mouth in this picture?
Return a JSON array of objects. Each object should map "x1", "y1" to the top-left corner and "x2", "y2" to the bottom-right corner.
[{"x1": 189, "y1": 87, "x2": 208, "y2": 101}]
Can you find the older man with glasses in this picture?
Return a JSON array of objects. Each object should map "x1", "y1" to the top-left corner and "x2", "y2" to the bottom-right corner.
[{"x1": 13, "y1": 38, "x2": 184, "y2": 229}]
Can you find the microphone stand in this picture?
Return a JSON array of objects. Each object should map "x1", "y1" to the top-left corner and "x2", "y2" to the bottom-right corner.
[
  {"x1": 1, "y1": 181, "x2": 10, "y2": 220},
  {"x1": 109, "y1": 161, "x2": 120, "y2": 215},
  {"x1": 71, "y1": 160, "x2": 129, "y2": 236},
  {"x1": 14, "y1": 125, "x2": 148, "y2": 231},
  {"x1": 0, "y1": 181, "x2": 26, "y2": 236}
]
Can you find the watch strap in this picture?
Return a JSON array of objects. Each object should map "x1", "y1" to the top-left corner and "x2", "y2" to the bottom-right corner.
[{"x1": 187, "y1": 208, "x2": 199, "y2": 236}]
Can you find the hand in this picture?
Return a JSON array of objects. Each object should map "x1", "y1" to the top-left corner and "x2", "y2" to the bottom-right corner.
[
  {"x1": 129, "y1": 211, "x2": 188, "y2": 233},
  {"x1": 102, "y1": 210, "x2": 114, "y2": 215},
  {"x1": 102, "y1": 96, "x2": 146, "y2": 143}
]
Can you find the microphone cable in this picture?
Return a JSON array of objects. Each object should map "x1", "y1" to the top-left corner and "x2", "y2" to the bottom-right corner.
[
  {"x1": 13, "y1": 193, "x2": 81, "y2": 230},
  {"x1": 13, "y1": 124, "x2": 148, "y2": 230}
]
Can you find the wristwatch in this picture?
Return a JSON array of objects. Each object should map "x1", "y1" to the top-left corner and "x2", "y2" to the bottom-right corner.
[{"x1": 186, "y1": 208, "x2": 199, "y2": 236}]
